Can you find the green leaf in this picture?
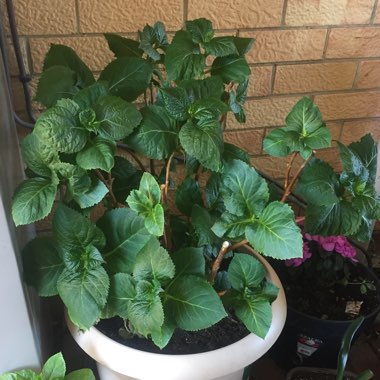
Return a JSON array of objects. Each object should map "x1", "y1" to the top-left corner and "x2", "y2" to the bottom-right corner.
[
  {"x1": 223, "y1": 143, "x2": 250, "y2": 165},
  {"x1": 58, "y1": 266, "x2": 109, "y2": 330},
  {"x1": 21, "y1": 133, "x2": 58, "y2": 177},
  {"x1": 191, "y1": 205, "x2": 221, "y2": 246},
  {"x1": 76, "y1": 137, "x2": 116, "y2": 172},
  {"x1": 34, "y1": 99, "x2": 87, "y2": 153},
  {"x1": 55, "y1": 163, "x2": 91, "y2": 197},
  {"x1": 126, "y1": 105, "x2": 178, "y2": 160},
  {"x1": 98, "y1": 208, "x2": 151, "y2": 274},
  {"x1": 221, "y1": 159, "x2": 268, "y2": 217},
  {"x1": 41, "y1": 352, "x2": 66, "y2": 380},
  {"x1": 94, "y1": 96, "x2": 142, "y2": 140},
  {"x1": 179, "y1": 76, "x2": 224, "y2": 102},
  {"x1": 185, "y1": 18, "x2": 214, "y2": 44},
  {"x1": 53, "y1": 203, "x2": 105, "y2": 250},
  {"x1": 105, "y1": 33, "x2": 143, "y2": 58},
  {"x1": 188, "y1": 98, "x2": 229, "y2": 120},
  {"x1": 212, "y1": 211, "x2": 249, "y2": 239},
  {"x1": 99, "y1": 57, "x2": 153, "y2": 102},
  {"x1": 64, "y1": 369, "x2": 95, "y2": 380},
  {"x1": 246, "y1": 201, "x2": 303, "y2": 260},
  {"x1": 73, "y1": 81, "x2": 109, "y2": 109},
  {"x1": 150, "y1": 320, "x2": 175, "y2": 349},
  {"x1": 35, "y1": 66, "x2": 80, "y2": 107},
  {"x1": 233, "y1": 292, "x2": 272, "y2": 339},
  {"x1": 233, "y1": 37, "x2": 255, "y2": 56},
  {"x1": 22, "y1": 236, "x2": 64, "y2": 296},
  {"x1": 204, "y1": 37, "x2": 238, "y2": 57},
  {"x1": 134, "y1": 237, "x2": 175, "y2": 282},
  {"x1": 12, "y1": 178, "x2": 57, "y2": 226},
  {"x1": 159, "y1": 87, "x2": 190, "y2": 121},
  {"x1": 165, "y1": 30, "x2": 206, "y2": 81},
  {"x1": 205, "y1": 172, "x2": 224, "y2": 210},
  {"x1": 0, "y1": 370, "x2": 38, "y2": 380},
  {"x1": 107, "y1": 273, "x2": 136, "y2": 318},
  {"x1": 296, "y1": 158, "x2": 341, "y2": 205},
  {"x1": 179, "y1": 119, "x2": 223, "y2": 172},
  {"x1": 211, "y1": 56, "x2": 250, "y2": 83},
  {"x1": 43, "y1": 44, "x2": 95, "y2": 86},
  {"x1": 138, "y1": 22, "x2": 169, "y2": 61},
  {"x1": 175, "y1": 177, "x2": 203, "y2": 216},
  {"x1": 72, "y1": 178, "x2": 108, "y2": 208},
  {"x1": 170, "y1": 246, "x2": 205, "y2": 277},
  {"x1": 165, "y1": 275, "x2": 227, "y2": 330},
  {"x1": 263, "y1": 128, "x2": 293, "y2": 157},
  {"x1": 228, "y1": 253, "x2": 265, "y2": 291},
  {"x1": 140, "y1": 171, "x2": 161, "y2": 204}
]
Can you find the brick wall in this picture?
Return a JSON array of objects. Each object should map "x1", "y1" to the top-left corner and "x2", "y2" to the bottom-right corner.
[{"x1": 1, "y1": 0, "x2": 380, "y2": 179}]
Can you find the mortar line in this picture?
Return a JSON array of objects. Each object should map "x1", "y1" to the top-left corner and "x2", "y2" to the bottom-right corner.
[
  {"x1": 281, "y1": 0, "x2": 289, "y2": 26},
  {"x1": 370, "y1": 0, "x2": 379, "y2": 24},
  {"x1": 183, "y1": 0, "x2": 189, "y2": 25},
  {"x1": 74, "y1": 0, "x2": 81, "y2": 34},
  {"x1": 322, "y1": 27, "x2": 331, "y2": 58},
  {"x1": 352, "y1": 61, "x2": 362, "y2": 90}
]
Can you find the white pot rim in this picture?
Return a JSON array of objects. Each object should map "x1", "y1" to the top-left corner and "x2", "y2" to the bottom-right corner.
[{"x1": 67, "y1": 249, "x2": 287, "y2": 380}]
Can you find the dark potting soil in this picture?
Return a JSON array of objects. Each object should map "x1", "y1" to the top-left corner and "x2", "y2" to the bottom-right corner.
[
  {"x1": 96, "y1": 314, "x2": 249, "y2": 355},
  {"x1": 275, "y1": 262, "x2": 380, "y2": 320}
]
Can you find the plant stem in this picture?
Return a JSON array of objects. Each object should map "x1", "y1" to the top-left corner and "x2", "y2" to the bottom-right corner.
[
  {"x1": 95, "y1": 170, "x2": 119, "y2": 208},
  {"x1": 281, "y1": 154, "x2": 314, "y2": 203},
  {"x1": 150, "y1": 159, "x2": 156, "y2": 176},
  {"x1": 284, "y1": 152, "x2": 298, "y2": 189},
  {"x1": 165, "y1": 152, "x2": 175, "y2": 200},
  {"x1": 208, "y1": 239, "x2": 249, "y2": 283},
  {"x1": 124, "y1": 148, "x2": 146, "y2": 172}
]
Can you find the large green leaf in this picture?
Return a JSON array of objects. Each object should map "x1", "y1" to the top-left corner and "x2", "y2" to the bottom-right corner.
[
  {"x1": 94, "y1": 96, "x2": 142, "y2": 140},
  {"x1": 228, "y1": 253, "x2": 265, "y2": 291},
  {"x1": 21, "y1": 133, "x2": 58, "y2": 177},
  {"x1": 53, "y1": 203, "x2": 105, "y2": 250},
  {"x1": 105, "y1": 33, "x2": 143, "y2": 58},
  {"x1": 35, "y1": 66, "x2": 80, "y2": 108},
  {"x1": 22, "y1": 236, "x2": 64, "y2": 296},
  {"x1": 107, "y1": 273, "x2": 136, "y2": 318},
  {"x1": 43, "y1": 44, "x2": 95, "y2": 86},
  {"x1": 138, "y1": 22, "x2": 169, "y2": 61},
  {"x1": 204, "y1": 37, "x2": 238, "y2": 57},
  {"x1": 211, "y1": 55, "x2": 250, "y2": 83},
  {"x1": 126, "y1": 105, "x2": 178, "y2": 160},
  {"x1": 263, "y1": 128, "x2": 293, "y2": 157},
  {"x1": 245, "y1": 202, "x2": 302, "y2": 259},
  {"x1": 233, "y1": 37, "x2": 255, "y2": 56},
  {"x1": 212, "y1": 211, "x2": 250, "y2": 240},
  {"x1": 165, "y1": 275, "x2": 227, "y2": 330},
  {"x1": 0, "y1": 370, "x2": 38, "y2": 380},
  {"x1": 188, "y1": 98, "x2": 229, "y2": 121},
  {"x1": 73, "y1": 81, "x2": 109, "y2": 109},
  {"x1": 170, "y1": 246, "x2": 205, "y2": 277},
  {"x1": 76, "y1": 137, "x2": 116, "y2": 172},
  {"x1": 191, "y1": 205, "x2": 221, "y2": 246},
  {"x1": 55, "y1": 163, "x2": 91, "y2": 197},
  {"x1": 65, "y1": 369, "x2": 96, "y2": 380},
  {"x1": 185, "y1": 18, "x2": 214, "y2": 44},
  {"x1": 221, "y1": 159, "x2": 269, "y2": 217},
  {"x1": 99, "y1": 57, "x2": 153, "y2": 101},
  {"x1": 34, "y1": 99, "x2": 87, "y2": 153},
  {"x1": 159, "y1": 87, "x2": 190, "y2": 121},
  {"x1": 223, "y1": 143, "x2": 250, "y2": 165},
  {"x1": 150, "y1": 320, "x2": 175, "y2": 349},
  {"x1": 134, "y1": 237, "x2": 175, "y2": 282},
  {"x1": 41, "y1": 352, "x2": 66, "y2": 380},
  {"x1": 175, "y1": 177, "x2": 203, "y2": 216},
  {"x1": 296, "y1": 158, "x2": 341, "y2": 205},
  {"x1": 12, "y1": 178, "x2": 57, "y2": 226},
  {"x1": 58, "y1": 266, "x2": 109, "y2": 329},
  {"x1": 165, "y1": 30, "x2": 206, "y2": 81},
  {"x1": 179, "y1": 76, "x2": 224, "y2": 102},
  {"x1": 179, "y1": 119, "x2": 223, "y2": 172},
  {"x1": 98, "y1": 208, "x2": 151, "y2": 274}
]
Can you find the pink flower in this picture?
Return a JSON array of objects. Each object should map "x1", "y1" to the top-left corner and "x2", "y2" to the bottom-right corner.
[
  {"x1": 318, "y1": 236, "x2": 337, "y2": 252},
  {"x1": 285, "y1": 241, "x2": 312, "y2": 267}
]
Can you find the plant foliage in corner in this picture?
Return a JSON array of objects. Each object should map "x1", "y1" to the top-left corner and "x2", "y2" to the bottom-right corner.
[{"x1": 12, "y1": 18, "x2": 380, "y2": 351}]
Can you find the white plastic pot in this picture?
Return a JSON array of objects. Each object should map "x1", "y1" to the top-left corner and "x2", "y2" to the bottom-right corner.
[{"x1": 66, "y1": 248, "x2": 287, "y2": 380}]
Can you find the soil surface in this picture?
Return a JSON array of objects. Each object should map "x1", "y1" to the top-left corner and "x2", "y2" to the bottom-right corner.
[{"x1": 96, "y1": 313, "x2": 249, "y2": 355}]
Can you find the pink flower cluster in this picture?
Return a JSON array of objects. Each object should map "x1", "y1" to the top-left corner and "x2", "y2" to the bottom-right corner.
[{"x1": 285, "y1": 233, "x2": 357, "y2": 267}]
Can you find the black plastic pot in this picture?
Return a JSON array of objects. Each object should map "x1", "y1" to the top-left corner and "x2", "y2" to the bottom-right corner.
[{"x1": 271, "y1": 264, "x2": 380, "y2": 370}]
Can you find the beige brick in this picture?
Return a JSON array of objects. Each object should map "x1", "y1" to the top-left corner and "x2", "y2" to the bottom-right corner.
[
  {"x1": 11, "y1": 79, "x2": 26, "y2": 112},
  {"x1": 248, "y1": 66, "x2": 272, "y2": 97},
  {"x1": 0, "y1": 0, "x2": 10, "y2": 35},
  {"x1": 274, "y1": 62, "x2": 357, "y2": 94},
  {"x1": 226, "y1": 96, "x2": 300, "y2": 130},
  {"x1": 13, "y1": 0, "x2": 77, "y2": 35},
  {"x1": 340, "y1": 119, "x2": 380, "y2": 144},
  {"x1": 315, "y1": 91, "x2": 380, "y2": 120},
  {"x1": 315, "y1": 147, "x2": 343, "y2": 171},
  {"x1": 285, "y1": 0, "x2": 374, "y2": 26},
  {"x1": 78, "y1": 0, "x2": 183, "y2": 33},
  {"x1": 241, "y1": 29, "x2": 327, "y2": 64},
  {"x1": 224, "y1": 129, "x2": 264, "y2": 155},
  {"x1": 188, "y1": 0, "x2": 283, "y2": 29},
  {"x1": 326, "y1": 27, "x2": 380, "y2": 59},
  {"x1": 5, "y1": 37, "x2": 31, "y2": 77},
  {"x1": 356, "y1": 60, "x2": 380, "y2": 89},
  {"x1": 30, "y1": 36, "x2": 115, "y2": 74},
  {"x1": 327, "y1": 121, "x2": 343, "y2": 143}
]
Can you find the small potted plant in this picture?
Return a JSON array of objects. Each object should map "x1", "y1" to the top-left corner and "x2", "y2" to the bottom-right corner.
[
  {"x1": 0, "y1": 352, "x2": 95, "y2": 380},
  {"x1": 263, "y1": 106, "x2": 380, "y2": 369}
]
